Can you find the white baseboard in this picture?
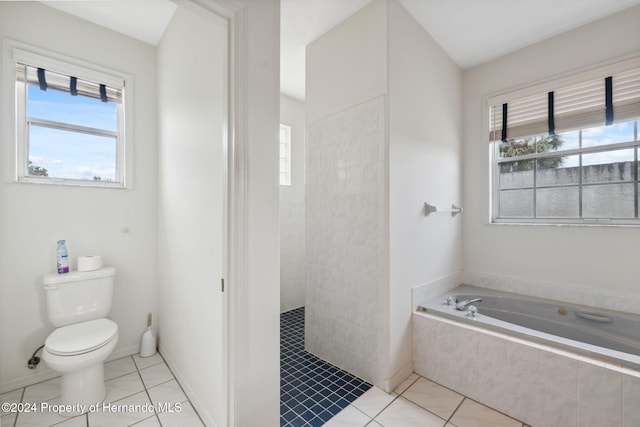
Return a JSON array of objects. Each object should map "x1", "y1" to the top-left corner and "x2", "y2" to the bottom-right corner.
[
  {"x1": 383, "y1": 361, "x2": 414, "y2": 394},
  {"x1": 107, "y1": 344, "x2": 140, "y2": 362},
  {"x1": 158, "y1": 344, "x2": 217, "y2": 427}
]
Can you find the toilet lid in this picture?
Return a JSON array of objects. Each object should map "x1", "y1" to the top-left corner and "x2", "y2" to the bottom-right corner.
[{"x1": 46, "y1": 318, "x2": 118, "y2": 356}]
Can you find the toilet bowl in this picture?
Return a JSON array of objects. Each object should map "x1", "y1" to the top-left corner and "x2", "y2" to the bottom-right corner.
[
  {"x1": 43, "y1": 318, "x2": 118, "y2": 411},
  {"x1": 42, "y1": 268, "x2": 118, "y2": 414}
]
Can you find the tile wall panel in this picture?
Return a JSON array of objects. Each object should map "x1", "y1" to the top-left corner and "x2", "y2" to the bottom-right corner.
[
  {"x1": 305, "y1": 96, "x2": 387, "y2": 387},
  {"x1": 280, "y1": 183, "x2": 306, "y2": 312},
  {"x1": 413, "y1": 313, "x2": 640, "y2": 427}
]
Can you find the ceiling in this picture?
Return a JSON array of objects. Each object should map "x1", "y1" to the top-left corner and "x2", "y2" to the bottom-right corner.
[
  {"x1": 41, "y1": 0, "x2": 640, "y2": 101},
  {"x1": 282, "y1": 0, "x2": 640, "y2": 100},
  {"x1": 41, "y1": 1, "x2": 177, "y2": 45}
]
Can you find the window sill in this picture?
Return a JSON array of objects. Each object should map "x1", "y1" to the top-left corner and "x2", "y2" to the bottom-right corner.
[
  {"x1": 17, "y1": 177, "x2": 125, "y2": 189},
  {"x1": 489, "y1": 220, "x2": 640, "y2": 228}
]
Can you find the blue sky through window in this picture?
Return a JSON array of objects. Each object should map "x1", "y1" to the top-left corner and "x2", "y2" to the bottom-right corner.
[
  {"x1": 556, "y1": 120, "x2": 637, "y2": 168},
  {"x1": 27, "y1": 84, "x2": 118, "y2": 181}
]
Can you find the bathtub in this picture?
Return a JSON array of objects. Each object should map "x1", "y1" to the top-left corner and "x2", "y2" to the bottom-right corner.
[
  {"x1": 418, "y1": 284, "x2": 640, "y2": 370},
  {"x1": 413, "y1": 285, "x2": 640, "y2": 426}
]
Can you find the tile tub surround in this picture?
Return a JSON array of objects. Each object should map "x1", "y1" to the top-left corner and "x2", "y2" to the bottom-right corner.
[
  {"x1": 420, "y1": 284, "x2": 640, "y2": 371},
  {"x1": 281, "y1": 307, "x2": 372, "y2": 427},
  {"x1": 0, "y1": 353, "x2": 204, "y2": 427},
  {"x1": 413, "y1": 311, "x2": 640, "y2": 427}
]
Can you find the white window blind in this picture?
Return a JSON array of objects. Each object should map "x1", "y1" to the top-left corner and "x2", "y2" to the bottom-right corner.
[
  {"x1": 613, "y1": 67, "x2": 640, "y2": 121},
  {"x1": 554, "y1": 77, "x2": 605, "y2": 132},
  {"x1": 489, "y1": 57, "x2": 640, "y2": 141},
  {"x1": 16, "y1": 63, "x2": 123, "y2": 103}
]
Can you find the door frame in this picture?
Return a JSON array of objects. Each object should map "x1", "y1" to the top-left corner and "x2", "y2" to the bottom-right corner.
[{"x1": 172, "y1": 1, "x2": 280, "y2": 425}]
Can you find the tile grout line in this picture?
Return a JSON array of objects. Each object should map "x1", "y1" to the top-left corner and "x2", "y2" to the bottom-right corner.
[
  {"x1": 367, "y1": 390, "x2": 401, "y2": 422},
  {"x1": 455, "y1": 395, "x2": 525, "y2": 426},
  {"x1": 133, "y1": 354, "x2": 164, "y2": 427},
  {"x1": 446, "y1": 396, "x2": 466, "y2": 424},
  {"x1": 366, "y1": 375, "x2": 420, "y2": 424},
  {"x1": 413, "y1": 376, "x2": 525, "y2": 426},
  {"x1": 280, "y1": 307, "x2": 372, "y2": 426},
  {"x1": 8, "y1": 387, "x2": 25, "y2": 427},
  {"x1": 8, "y1": 353, "x2": 206, "y2": 427},
  {"x1": 150, "y1": 352, "x2": 207, "y2": 427},
  {"x1": 378, "y1": 392, "x2": 451, "y2": 427}
]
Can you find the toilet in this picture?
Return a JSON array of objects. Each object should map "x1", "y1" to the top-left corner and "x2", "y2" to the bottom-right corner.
[{"x1": 42, "y1": 267, "x2": 119, "y2": 411}]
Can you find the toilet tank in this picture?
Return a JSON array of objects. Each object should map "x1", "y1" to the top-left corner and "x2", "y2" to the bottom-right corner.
[{"x1": 43, "y1": 267, "x2": 116, "y2": 327}]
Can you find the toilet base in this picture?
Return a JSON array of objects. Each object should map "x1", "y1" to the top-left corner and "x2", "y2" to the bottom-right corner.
[
  {"x1": 42, "y1": 333, "x2": 118, "y2": 417},
  {"x1": 60, "y1": 364, "x2": 106, "y2": 415}
]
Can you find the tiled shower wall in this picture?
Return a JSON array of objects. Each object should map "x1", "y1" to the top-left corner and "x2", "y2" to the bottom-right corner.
[
  {"x1": 305, "y1": 96, "x2": 387, "y2": 387},
  {"x1": 280, "y1": 180, "x2": 306, "y2": 313},
  {"x1": 280, "y1": 176, "x2": 305, "y2": 312},
  {"x1": 280, "y1": 95, "x2": 307, "y2": 314}
]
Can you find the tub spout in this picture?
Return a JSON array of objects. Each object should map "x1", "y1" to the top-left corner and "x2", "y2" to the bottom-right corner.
[{"x1": 456, "y1": 298, "x2": 482, "y2": 311}]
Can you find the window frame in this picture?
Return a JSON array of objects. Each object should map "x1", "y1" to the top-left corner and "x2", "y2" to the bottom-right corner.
[
  {"x1": 491, "y1": 122, "x2": 640, "y2": 225},
  {"x1": 488, "y1": 56, "x2": 640, "y2": 226},
  {"x1": 3, "y1": 39, "x2": 134, "y2": 189}
]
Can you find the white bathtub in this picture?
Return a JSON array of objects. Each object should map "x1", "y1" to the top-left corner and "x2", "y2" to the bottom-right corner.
[
  {"x1": 413, "y1": 285, "x2": 640, "y2": 426},
  {"x1": 419, "y1": 284, "x2": 640, "y2": 371}
]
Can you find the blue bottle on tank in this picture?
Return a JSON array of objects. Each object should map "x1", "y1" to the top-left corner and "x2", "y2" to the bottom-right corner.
[{"x1": 56, "y1": 240, "x2": 69, "y2": 274}]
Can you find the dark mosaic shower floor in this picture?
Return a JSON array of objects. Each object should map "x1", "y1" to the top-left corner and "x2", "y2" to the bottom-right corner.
[{"x1": 280, "y1": 307, "x2": 372, "y2": 427}]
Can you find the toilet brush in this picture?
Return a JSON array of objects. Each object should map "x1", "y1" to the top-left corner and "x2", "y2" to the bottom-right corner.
[{"x1": 140, "y1": 313, "x2": 157, "y2": 357}]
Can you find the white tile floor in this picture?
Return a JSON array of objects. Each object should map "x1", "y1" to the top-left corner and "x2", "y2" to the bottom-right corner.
[
  {"x1": 0, "y1": 353, "x2": 204, "y2": 427},
  {"x1": 324, "y1": 374, "x2": 531, "y2": 427},
  {"x1": 2, "y1": 355, "x2": 530, "y2": 427}
]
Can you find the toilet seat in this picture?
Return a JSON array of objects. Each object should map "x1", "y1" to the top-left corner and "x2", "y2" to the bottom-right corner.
[{"x1": 46, "y1": 318, "x2": 118, "y2": 356}]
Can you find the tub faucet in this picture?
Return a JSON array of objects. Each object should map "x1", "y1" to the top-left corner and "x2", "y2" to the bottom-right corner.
[{"x1": 456, "y1": 298, "x2": 482, "y2": 311}]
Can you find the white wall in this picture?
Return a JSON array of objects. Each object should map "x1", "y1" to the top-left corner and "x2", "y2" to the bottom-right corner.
[
  {"x1": 0, "y1": 2, "x2": 158, "y2": 393},
  {"x1": 387, "y1": 0, "x2": 463, "y2": 386},
  {"x1": 306, "y1": 0, "x2": 387, "y2": 124},
  {"x1": 157, "y1": 7, "x2": 226, "y2": 426},
  {"x1": 280, "y1": 94, "x2": 306, "y2": 313},
  {"x1": 463, "y1": 6, "x2": 640, "y2": 296}
]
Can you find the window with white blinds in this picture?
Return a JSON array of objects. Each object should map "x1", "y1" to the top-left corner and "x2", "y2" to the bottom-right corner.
[
  {"x1": 489, "y1": 57, "x2": 640, "y2": 225},
  {"x1": 489, "y1": 57, "x2": 640, "y2": 141},
  {"x1": 11, "y1": 46, "x2": 128, "y2": 188}
]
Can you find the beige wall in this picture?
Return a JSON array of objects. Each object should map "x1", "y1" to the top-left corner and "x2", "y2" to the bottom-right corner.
[
  {"x1": 462, "y1": 6, "x2": 640, "y2": 294},
  {"x1": 0, "y1": 2, "x2": 158, "y2": 392}
]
